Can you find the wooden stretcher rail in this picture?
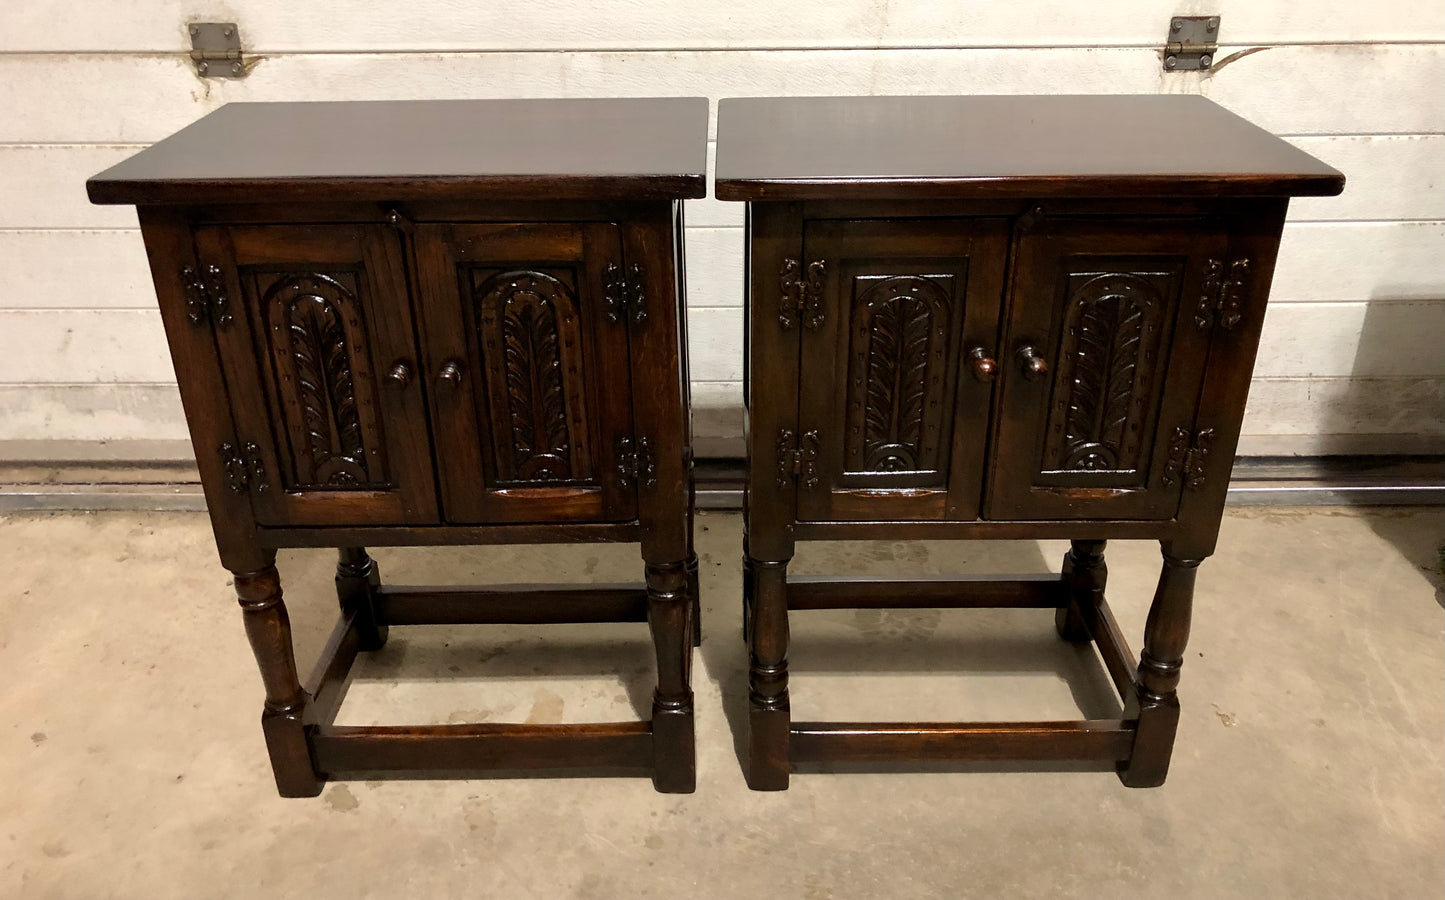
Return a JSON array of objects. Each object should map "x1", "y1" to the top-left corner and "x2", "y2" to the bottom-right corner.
[
  {"x1": 374, "y1": 583, "x2": 649, "y2": 625},
  {"x1": 312, "y1": 721, "x2": 655, "y2": 774},
  {"x1": 786, "y1": 574, "x2": 1068, "y2": 610},
  {"x1": 790, "y1": 720, "x2": 1135, "y2": 763}
]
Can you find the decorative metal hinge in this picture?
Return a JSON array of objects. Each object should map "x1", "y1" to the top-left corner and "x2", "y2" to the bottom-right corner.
[
  {"x1": 604, "y1": 262, "x2": 648, "y2": 325},
  {"x1": 219, "y1": 441, "x2": 268, "y2": 494},
  {"x1": 1162, "y1": 427, "x2": 1215, "y2": 490},
  {"x1": 188, "y1": 22, "x2": 248, "y2": 79},
  {"x1": 616, "y1": 436, "x2": 657, "y2": 489},
  {"x1": 1195, "y1": 257, "x2": 1251, "y2": 331},
  {"x1": 775, "y1": 428, "x2": 821, "y2": 489},
  {"x1": 1163, "y1": 16, "x2": 1219, "y2": 71},
  {"x1": 779, "y1": 258, "x2": 826, "y2": 330},
  {"x1": 180, "y1": 263, "x2": 232, "y2": 329}
]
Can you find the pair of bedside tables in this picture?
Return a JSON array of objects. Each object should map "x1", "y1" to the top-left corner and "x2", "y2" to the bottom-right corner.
[{"x1": 88, "y1": 95, "x2": 1342, "y2": 795}]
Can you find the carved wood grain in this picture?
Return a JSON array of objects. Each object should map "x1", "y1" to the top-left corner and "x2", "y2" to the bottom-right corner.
[
  {"x1": 256, "y1": 270, "x2": 387, "y2": 490},
  {"x1": 473, "y1": 269, "x2": 592, "y2": 485}
]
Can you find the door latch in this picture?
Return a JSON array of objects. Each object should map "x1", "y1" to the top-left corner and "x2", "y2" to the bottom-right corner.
[
  {"x1": 605, "y1": 263, "x2": 647, "y2": 325},
  {"x1": 775, "y1": 428, "x2": 821, "y2": 489},
  {"x1": 779, "y1": 259, "x2": 826, "y2": 330}
]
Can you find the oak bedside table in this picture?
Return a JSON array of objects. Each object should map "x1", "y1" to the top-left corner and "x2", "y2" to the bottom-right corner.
[
  {"x1": 88, "y1": 97, "x2": 708, "y2": 794},
  {"x1": 715, "y1": 95, "x2": 1343, "y2": 790}
]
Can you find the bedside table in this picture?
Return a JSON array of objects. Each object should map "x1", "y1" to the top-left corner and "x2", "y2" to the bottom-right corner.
[
  {"x1": 716, "y1": 95, "x2": 1342, "y2": 790},
  {"x1": 89, "y1": 97, "x2": 708, "y2": 794}
]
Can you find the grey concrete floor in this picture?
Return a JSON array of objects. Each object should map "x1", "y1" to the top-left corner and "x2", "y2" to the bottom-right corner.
[{"x1": 0, "y1": 507, "x2": 1440, "y2": 899}]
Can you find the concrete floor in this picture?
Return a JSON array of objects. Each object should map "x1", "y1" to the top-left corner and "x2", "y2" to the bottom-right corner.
[{"x1": 0, "y1": 507, "x2": 1440, "y2": 899}]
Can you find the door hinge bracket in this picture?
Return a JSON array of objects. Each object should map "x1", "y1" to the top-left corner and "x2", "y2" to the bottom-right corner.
[
  {"x1": 779, "y1": 259, "x2": 826, "y2": 330},
  {"x1": 219, "y1": 441, "x2": 267, "y2": 494},
  {"x1": 188, "y1": 22, "x2": 248, "y2": 79},
  {"x1": 1163, "y1": 16, "x2": 1219, "y2": 71},
  {"x1": 605, "y1": 263, "x2": 647, "y2": 325},
  {"x1": 616, "y1": 436, "x2": 656, "y2": 489},
  {"x1": 1162, "y1": 427, "x2": 1215, "y2": 490},
  {"x1": 775, "y1": 428, "x2": 821, "y2": 489},
  {"x1": 181, "y1": 263, "x2": 232, "y2": 330},
  {"x1": 1195, "y1": 256, "x2": 1251, "y2": 331}
]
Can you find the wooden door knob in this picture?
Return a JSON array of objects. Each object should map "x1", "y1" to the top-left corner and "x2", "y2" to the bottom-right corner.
[
  {"x1": 1017, "y1": 344, "x2": 1049, "y2": 380},
  {"x1": 966, "y1": 346, "x2": 998, "y2": 382},
  {"x1": 437, "y1": 361, "x2": 463, "y2": 387},
  {"x1": 385, "y1": 361, "x2": 413, "y2": 389}
]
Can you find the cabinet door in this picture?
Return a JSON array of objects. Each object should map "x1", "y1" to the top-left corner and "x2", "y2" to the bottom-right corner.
[
  {"x1": 985, "y1": 218, "x2": 1226, "y2": 520},
  {"x1": 796, "y1": 219, "x2": 1009, "y2": 521},
  {"x1": 413, "y1": 222, "x2": 636, "y2": 524},
  {"x1": 193, "y1": 225, "x2": 437, "y2": 526}
]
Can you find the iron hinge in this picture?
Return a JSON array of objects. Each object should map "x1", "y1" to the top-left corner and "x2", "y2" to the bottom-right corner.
[
  {"x1": 1162, "y1": 427, "x2": 1215, "y2": 491},
  {"x1": 604, "y1": 262, "x2": 648, "y2": 325},
  {"x1": 779, "y1": 259, "x2": 826, "y2": 330},
  {"x1": 188, "y1": 22, "x2": 248, "y2": 79},
  {"x1": 219, "y1": 441, "x2": 267, "y2": 494},
  {"x1": 616, "y1": 436, "x2": 657, "y2": 489},
  {"x1": 180, "y1": 263, "x2": 232, "y2": 330},
  {"x1": 1163, "y1": 16, "x2": 1220, "y2": 71},
  {"x1": 775, "y1": 428, "x2": 821, "y2": 489},
  {"x1": 1195, "y1": 256, "x2": 1252, "y2": 331}
]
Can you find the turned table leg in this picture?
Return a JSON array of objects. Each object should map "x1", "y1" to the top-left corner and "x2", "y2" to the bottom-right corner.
[
  {"x1": 232, "y1": 563, "x2": 322, "y2": 798},
  {"x1": 1119, "y1": 546, "x2": 1202, "y2": 788},
  {"x1": 335, "y1": 547, "x2": 388, "y2": 652},
  {"x1": 747, "y1": 554, "x2": 792, "y2": 790},
  {"x1": 647, "y1": 560, "x2": 696, "y2": 792},
  {"x1": 1057, "y1": 539, "x2": 1106, "y2": 643}
]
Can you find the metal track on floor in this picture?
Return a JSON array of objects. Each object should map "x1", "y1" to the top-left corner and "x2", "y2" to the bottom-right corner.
[{"x1": 0, "y1": 457, "x2": 1440, "y2": 513}]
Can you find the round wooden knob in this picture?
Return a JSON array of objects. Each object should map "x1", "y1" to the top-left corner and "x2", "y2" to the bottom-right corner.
[
  {"x1": 966, "y1": 346, "x2": 997, "y2": 382},
  {"x1": 437, "y1": 361, "x2": 463, "y2": 387},
  {"x1": 1017, "y1": 345, "x2": 1049, "y2": 380},
  {"x1": 385, "y1": 361, "x2": 412, "y2": 389}
]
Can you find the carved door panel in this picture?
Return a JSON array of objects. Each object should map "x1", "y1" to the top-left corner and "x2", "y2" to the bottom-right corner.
[
  {"x1": 985, "y1": 218, "x2": 1227, "y2": 520},
  {"x1": 193, "y1": 225, "x2": 437, "y2": 526},
  {"x1": 796, "y1": 219, "x2": 1009, "y2": 521},
  {"x1": 412, "y1": 222, "x2": 636, "y2": 524}
]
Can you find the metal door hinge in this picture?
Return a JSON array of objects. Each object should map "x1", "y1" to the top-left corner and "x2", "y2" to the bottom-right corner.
[
  {"x1": 188, "y1": 22, "x2": 247, "y2": 79},
  {"x1": 1162, "y1": 427, "x2": 1215, "y2": 490},
  {"x1": 1195, "y1": 257, "x2": 1252, "y2": 331},
  {"x1": 180, "y1": 264, "x2": 232, "y2": 330},
  {"x1": 219, "y1": 441, "x2": 267, "y2": 493},
  {"x1": 616, "y1": 436, "x2": 657, "y2": 488},
  {"x1": 779, "y1": 259, "x2": 826, "y2": 330},
  {"x1": 1163, "y1": 16, "x2": 1219, "y2": 71},
  {"x1": 775, "y1": 428, "x2": 821, "y2": 489},
  {"x1": 605, "y1": 263, "x2": 647, "y2": 325}
]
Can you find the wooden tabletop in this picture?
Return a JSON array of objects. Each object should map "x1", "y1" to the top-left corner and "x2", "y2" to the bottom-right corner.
[
  {"x1": 88, "y1": 98, "x2": 709, "y2": 205},
  {"x1": 715, "y1": 95, "x2": 1344, "y2": 201}
]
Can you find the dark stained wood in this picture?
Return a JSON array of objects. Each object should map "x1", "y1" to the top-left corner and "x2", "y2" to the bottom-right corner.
[
  {"x1": 312, "y1": 722, "x2": 654, "y2": 775},
  {"x1": 716, "y1": 95, "x2": 1345, "y2": 201},
  {"x1": 258, "y1": 521, "x2": 641, "y2": 548},
  {"x1": 374, "y1": 583, "x2": 648, "y2": 625},
  {"x1": 725, "y1": 94, "x2": 1340, "y2": 789},
  {"x1": 302, "y1": 608, "x2": 362, "y2": 728},
  {"x1": 786, "y1": 574, "x2": 1067, "y2": 610},
  {"x1": 790, "y1": 721, "x2": 1135, "y2": 763},
  {"x1": 412, "y1": 221, "x2": 637, "y2": 524},
  {"x1": 88, "y1": 98, "x2": 708, "y2": 205},
  {"x1": 101, "y1": 99, "x2": 702, "y2": 795}
]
